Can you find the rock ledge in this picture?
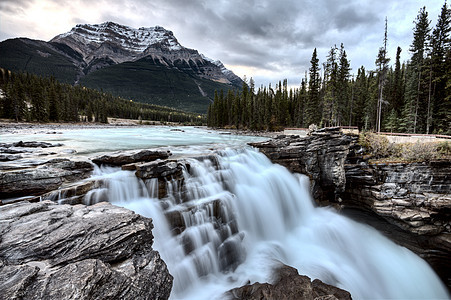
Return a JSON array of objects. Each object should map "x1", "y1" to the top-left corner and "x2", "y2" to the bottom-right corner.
[{"x1": 0, "y1": 201, "x2": 173, "y2": 300}]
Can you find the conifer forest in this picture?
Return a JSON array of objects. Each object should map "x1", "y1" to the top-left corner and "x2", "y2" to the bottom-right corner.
[
  {"x1": 0, "y1": 69, "x2": 204, "y2": 124},
  {"x1": 208, "y1": 3, "x2": 451, "y2": 135}
]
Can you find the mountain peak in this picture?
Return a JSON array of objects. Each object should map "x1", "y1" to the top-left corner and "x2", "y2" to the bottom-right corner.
[{"x1": 51, "y1": 22, "x2": 182, "y2": 53}]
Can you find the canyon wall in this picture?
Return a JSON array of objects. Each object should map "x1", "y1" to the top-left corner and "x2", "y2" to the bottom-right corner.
[{"x1": 250, "y1": 127, "x2": 451, "y2": 289}]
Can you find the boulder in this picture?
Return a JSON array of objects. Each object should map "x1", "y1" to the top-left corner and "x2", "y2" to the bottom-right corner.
[
  {"x1": 226, "y1": 264, "x2": 351, "y2": 300},
  {"x1": 92, "y1": 149, "x2": 171, "y2": 166},
  {"x1": 0, "y1": 201, "x2": 173, "y2": 300}
]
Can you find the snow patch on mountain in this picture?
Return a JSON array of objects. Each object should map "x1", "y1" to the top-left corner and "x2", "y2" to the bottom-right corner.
[
  {"x1": 52, "y1": 22, "x2": 182, "y2": 53},
  {"x1": 201, "y1": 54, "x2": 233, "y2": 76}
]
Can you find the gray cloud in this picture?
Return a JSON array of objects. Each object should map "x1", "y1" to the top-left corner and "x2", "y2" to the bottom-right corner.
[
  {"x1": 0, "y1": 0, "x2": 445, "y2": 87},
  {"x1": 0, "y1": 0, "x2": 33, "y2": 14}
]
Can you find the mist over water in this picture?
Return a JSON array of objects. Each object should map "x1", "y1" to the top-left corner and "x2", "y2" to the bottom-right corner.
[
  {"x1": 91, "y1": 148, "x2": 449, "y2": 300},
  {"x1": 7, "y1": 126, "x2": 447, "y2": 299}
]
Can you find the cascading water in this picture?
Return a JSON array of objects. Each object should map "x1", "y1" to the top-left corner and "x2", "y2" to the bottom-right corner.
[{"x1": 85, "y1": 147, "x2": 449, "y2": 300}]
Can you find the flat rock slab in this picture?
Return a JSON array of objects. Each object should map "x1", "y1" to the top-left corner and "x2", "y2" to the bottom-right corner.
[
  {"x1": 0, "y1": 201, "x2": 173, "y2": 300},
  {"x1": 92, "y1": 149, "x2": 171, "y2": 166},
  {"x1": 0, "y1": 141, "x2": 63, "y2": 148}
]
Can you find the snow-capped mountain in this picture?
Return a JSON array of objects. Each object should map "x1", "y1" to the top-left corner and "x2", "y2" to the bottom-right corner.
[
  {"x1": 0, "y1": 21, "x2": 243, "y2": 113},
  {"x1": 52, "y1": 22, "x2": 182, "y2": 53},
  {"x1": 50, "y1": 22, "x2": 241, "y2": 85}
]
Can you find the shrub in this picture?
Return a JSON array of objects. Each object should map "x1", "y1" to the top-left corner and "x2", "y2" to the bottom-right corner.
[
  {"x1": 437, "y1": 141, "x2": 451, "y2": 155},
  {"x1": 400, "y1": 142, "x2": 438, "y2": 162},
  {"x1": 358, "y1": 132, "x2": 392, "y2": 158}
]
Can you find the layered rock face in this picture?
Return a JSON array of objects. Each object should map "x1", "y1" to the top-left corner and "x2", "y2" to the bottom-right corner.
[
  {"x1": 250, "y1": 127, "x2": 355, "y2": 204},
  {"x1": 0, "y1": 201, "x2": 172, "y2": 300},
  {"x1": 0, "y1": 158, "x2": 93, "y2": 200},
  {"x1": 250, "y1": 129, "x2": 451, "y2": 290},
  {"x1": 343, "y1": 160, "x2": 451, "y2": 289}
]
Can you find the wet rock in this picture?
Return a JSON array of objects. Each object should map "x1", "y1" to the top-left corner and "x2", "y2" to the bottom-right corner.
[
  {"x1": 92, "y1": 149, "x2": 171, "y2": 166},
  {"x1": 135, "y1": 160, "x2": 183, "y2": 180},
  {"x1": 0, "y1": 159, "x2": 93, "y2": 199},
  {"x1": 226, "y1": 264, "x2": 351, "y2": 300},
  {"x1": 0, "y1": 154, "x2": 22, "y2": 161},
  {"x1": 250, "y1": 128, "x2": 355, "y2": 205},
  {"x1": 42, "y1": 180, "x2": 104, "y2": 205},
  {"x1": 0, "y1": 141, "x2": 63, "y2": 148},
  {"x1": 0, "y1": 201, "x2": 173, "y2": 300}
]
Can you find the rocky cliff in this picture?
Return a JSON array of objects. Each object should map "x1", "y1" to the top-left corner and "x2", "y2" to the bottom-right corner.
[
  {"x1": 343, "y1": 160, "x2": 451, "y2": 289},
  {"x1": 249, "y1": 127, "x2": 355, "y2": 205},
  {"x1": 0, "y1": 200, "x2": 173, "y2": 300},
  {"x1": 250, "y1": 128, "x2": 451, "y2": 290}
]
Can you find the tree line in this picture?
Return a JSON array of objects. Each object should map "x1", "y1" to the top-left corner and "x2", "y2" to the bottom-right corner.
[
  {"x1": 208, "y1": 2, "x2": 450, "y2": 135},
  {"x1": 0, "y1": 69, "x2": 205, "y2": 124}
]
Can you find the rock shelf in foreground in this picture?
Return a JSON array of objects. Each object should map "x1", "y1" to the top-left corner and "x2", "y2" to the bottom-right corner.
[
  {"x1": 226, "y1": 264, "x2": 352, "y2": 300},
  {"x1": 0, "y1": 201, "x2": 173, "y2": 300}
]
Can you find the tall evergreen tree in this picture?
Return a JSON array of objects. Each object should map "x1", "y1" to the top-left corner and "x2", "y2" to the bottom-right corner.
[
  {"x1": 306, "y1": 48, "x2": 321, "y2": 126},
  {"x1": 404, "y1": 6, "x2": 431, "y2": 133},
  {"x1": 322, "y1": 45, "x2": 338, "y2": 126},
  {"x1": 375, "y1": 17, "x2": 391, "y2": 132},
  {"x1": 354, "y1": 66, "x2": 368, "y2": 129},
  {"x1": 429, "y1": 1, "x2": 451, "y2": 133},
  {"x1": 338, "y1": 43, "x2": 351, "y2": 126}
]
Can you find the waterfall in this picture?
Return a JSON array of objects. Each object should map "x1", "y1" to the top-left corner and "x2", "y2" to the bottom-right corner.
[{"x1": 85, "y1": 148, "x2": 449, "y2": 300}]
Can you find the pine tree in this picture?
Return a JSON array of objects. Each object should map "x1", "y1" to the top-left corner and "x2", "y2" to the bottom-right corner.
[
  {"x1": 322, "y1": 46, "x2": 338, "y2": 126},
  {"x1": 429, "y1": 1, "x2": 451, "y2": 133},
  {"x1": 338, "y1": 43, "x2": 351, "y2": 126},
  {"x1": 392, "y1": 47, "x2": 404, "y2": 117},
  {"x1": 354, "y1": 66, "x2": 368, "y2": 129},
  {"x1": 306, "y1": 48, "x2": 321, "y2": 126},
  {"x1": 405, "y1": 6, "x2": 431, "y2": 133},
  {"x1": 375, "y1": 17, "x2": 391, "y2": 132}
]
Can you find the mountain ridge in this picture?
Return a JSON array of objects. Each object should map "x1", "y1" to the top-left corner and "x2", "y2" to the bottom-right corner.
[{"x1": 0, "y1": 22, "x2": 243, "y2": 113}]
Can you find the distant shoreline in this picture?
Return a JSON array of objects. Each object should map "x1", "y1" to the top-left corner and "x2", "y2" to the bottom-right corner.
[{"x1": 0, "y1": 120, "x2": 280, "y2": 138}]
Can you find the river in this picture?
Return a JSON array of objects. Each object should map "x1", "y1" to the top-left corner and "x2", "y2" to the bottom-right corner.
[{"x1": 1, "y1": 126, "x2": 449, "y2": 299}]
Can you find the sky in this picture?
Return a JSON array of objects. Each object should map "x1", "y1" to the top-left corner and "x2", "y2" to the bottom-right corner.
[{"x1": 0, "y1": 0, "x2": 445, "y2": 88}]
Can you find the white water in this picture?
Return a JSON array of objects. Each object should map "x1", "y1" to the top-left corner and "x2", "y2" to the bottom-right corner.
[{"x1": 86, "y1": 147, "x2": 449, "y2": 300}]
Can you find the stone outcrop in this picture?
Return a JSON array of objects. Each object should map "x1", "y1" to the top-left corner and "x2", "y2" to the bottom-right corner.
[
  {"x1": 344, "y1": 161, "x2": 451, "y2": 235},
  {"x1": 92, "y1": 149, "x2": 171, "y2": 166},
  {"x1": 0, "y1": 158, "x2": 93, "y2": 200},
  {"x1": 226, "y1": 264, "x2": 352, "y2": 300},
  {"x1": 0, "y1": 200, "x2": 173, "y2": 300},
  {"x1": 250, "y1": 127, "x2": 355, "y2": 204}
]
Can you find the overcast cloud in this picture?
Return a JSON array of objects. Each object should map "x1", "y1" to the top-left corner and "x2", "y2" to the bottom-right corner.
[{"x1": 0, "y1": 0, "x2": 444, "y2": 87}]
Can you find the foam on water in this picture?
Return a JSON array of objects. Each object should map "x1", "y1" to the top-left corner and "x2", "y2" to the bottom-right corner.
[{"x1": 88, "y1": 148, "x2": 449, "y2": 300}]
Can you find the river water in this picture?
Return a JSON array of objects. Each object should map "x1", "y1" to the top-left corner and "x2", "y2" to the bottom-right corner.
[{"x1": 2, "y1": 126, "x2": 449, "y2": 299}]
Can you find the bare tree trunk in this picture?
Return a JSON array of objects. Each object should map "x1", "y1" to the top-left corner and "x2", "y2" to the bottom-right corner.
[
  {"x1": 426, "y1": 68, "x2": 432, "y2": 134},
  {"x1": 414, "y1": 70, "x2": 421, "y2": 134}
]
